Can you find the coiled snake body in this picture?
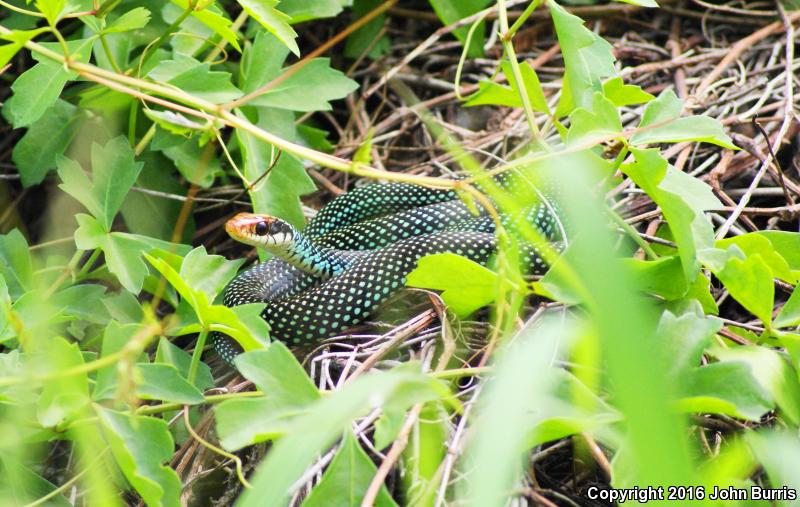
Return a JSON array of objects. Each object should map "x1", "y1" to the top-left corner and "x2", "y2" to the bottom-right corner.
[{"x1": 214, "y1": 179, "x2": 565, "y2": 365}]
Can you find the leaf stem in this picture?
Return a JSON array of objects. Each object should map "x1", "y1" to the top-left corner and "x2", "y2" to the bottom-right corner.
[
  {"x1": 187, "y1": 328, "x2": 208, "y2": 385},
  {"x1": 138, "y1": 0, "x2": 195, "y2": 69}
]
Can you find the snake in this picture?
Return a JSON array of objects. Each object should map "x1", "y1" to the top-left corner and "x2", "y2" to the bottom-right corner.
[{"x1": 213, "y1": 177, "x2": 566, "y2": 365}]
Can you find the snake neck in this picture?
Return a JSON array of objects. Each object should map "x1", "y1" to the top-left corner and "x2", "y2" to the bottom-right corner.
[{"x1": 273, "y1": 229, "x2": 350, "y2": 279}]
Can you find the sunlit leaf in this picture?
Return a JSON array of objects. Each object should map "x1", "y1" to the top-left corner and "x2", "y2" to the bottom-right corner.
[{"x1": 238, "y1": 0, "x2": 298, "y2": 56}]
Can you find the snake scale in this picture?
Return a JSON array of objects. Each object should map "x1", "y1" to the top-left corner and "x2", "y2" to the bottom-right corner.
[{"x1": 213, "y1": 175, "x2": 566, "y2": 365}]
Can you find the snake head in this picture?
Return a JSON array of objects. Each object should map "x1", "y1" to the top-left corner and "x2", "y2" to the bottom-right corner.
[{"x1": 225, "y1": 213, "x2": 295, "y2": 248}]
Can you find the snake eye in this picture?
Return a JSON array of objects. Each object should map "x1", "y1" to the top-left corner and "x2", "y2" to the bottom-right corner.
[{"x1": 255, "y1": 221, "x2": 268, "y2": 236}]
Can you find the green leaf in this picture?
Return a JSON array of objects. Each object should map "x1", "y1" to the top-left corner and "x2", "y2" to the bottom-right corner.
[
  {"x1": 238, "y1": 0, "x2": 299, "y2": 56},
  {"x1": 656, "y1": 309, "x2": 720, "y2": 378},
  {"x1": 148, "y1": 54, "x2": 242, "y2": 104},
  {"x1": 179, "y1": 246, "x2": 242, "y2": 302},
  {"x1": 752, "y1": 231, "x2": 800, "y2": 272},
  {"x1": 12, "y1": 99, "x2": 80, "y2": 187},
  {"x1": 153, "y1": 130, "x2": 221, "y2": 188},
  {"x1": 623, "y1": 256, "x2": 688, "y2": 300},
  {"x1": 428, "y1": 0, "x2": 492, "y2": 57},
  {"x1": 0, "y1": 28, "x2": 48, "y2": 69},
  {"x1": 406, "y1": 252, "x2": 499, "y2": 317},
  {"x1": 2, "y1": 39, "x2": 92, "y2": 128},
  {"x1": 135, "y1": 364, "x2": 205, "y2": 405},
  {"x1": 36, "y1": 336, "x2": 90, "y2": 427},
  {"x1": 94, "y1": 322, "x2": 145, "y2": 401},
  {"x1": 566, "y1": 92, "x2": 622, "y2": 146},
  {"x1": 214, "y1": 396, "x2": 298, "y2": 450},
  {"x1": 717, "y1": 233, "x2": 795, "y2": 283},
  {"x1": 631, "y1": 90, "x2": 737, "y2": 148},
  {"x1": 248, "y1": 58, "x2": 358, "y2": 111},
  {"x1": 74, "y1": 214, "x2": 168, "y2": 293},
  {"x1": 402, "y1": 401, "x2": 449, "y2": 506},
  {"x1": 236, "y1": 110, "x2": 316, "y2": 228},
  {"x1": 715, "y1": 253, "x2": 774, "y2": 326},
  {"x1": 171, "y1": 0, "x2": 241, "y2": 52},
  {"x1": 747, "y1": 431, "x2": 800, "y2": 499},
  {"x1": 239, "y1": 30, "x2": 290, "y2": 93},
  {"x1": 602, "y1": 76, "x2": 655, "y2": 106},
  {"x1": 156, "y1": 338, "x2": 214, "y2": 391},
  {"x1": 96, "y1": 407, "x2": 182, "y2": 507},
  {"x1": 464, "y1": 80, "x2": 520, "y2": 108},
  {"x1": 776, "y1": 286, "x2": 800, "y2": 328},
  {"x1": 549, "y1": 1, "x2": 615, "y2": 116},
  {"x1": 710, "y1": 345, "x2": 800, "y2": 424},
  {"x1": 501, "y1": 60, "x2": 549, "y2": 113},
  {"x1": 0, "y1": 229, "x2": 34, "y2": 299},
  {"x1": 144, "y1": 110, "x2": 210, "y2": 138},
  {"x1": 278, "y1": 0, "x2": 343, "y2": 22},
  {"x1": 236, "y1": 364, "x2": 451, "y2": 506},
  {"x1": 623, "y1": 148, "x2": 720, "y2": 282},
  {"x1": 235, "y1": 343, "x2": 320, "y2": 406},
  {"x1": 462, "y1": 318, "x2": 562, "y2": 506},
  {"x1": 678, "y1": 362, "x2": 773, "y2": 420},
  {"x1": 57, "y1": 136, "x2": 143, "y2": 231},
  {"x1": 0, "y1": 455, "x2": 71, "y2": 507},
  {"x1": 302, "y1": 431, "x2": 398, "y2": 507},
  {"x1": 104, "y1": 7, "x2": 151, "y2": 33},
  {"x1": 35, "y1": 0, "x2": 65, "y2": 25}
]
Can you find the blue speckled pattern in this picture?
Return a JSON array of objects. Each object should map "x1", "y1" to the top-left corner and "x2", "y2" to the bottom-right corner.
[{"x1": 213, "y1": 177, "x2": 566, "y2": 364}]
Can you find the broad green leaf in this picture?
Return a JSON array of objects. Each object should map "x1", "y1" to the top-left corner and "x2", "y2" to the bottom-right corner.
[
  {"x1": 656, "y1": 309, "x2": 720, "y2": 378},
  {"x1": 238, "y1": 0, "x2": 299, "y2": 56},
  {"x1": 278, "y1": 0, "x2": 342, "y2": 22},
  {"x1": 602, "y1": 77, "x2": 655, "y2": 106},
  {"x1": 501, "y1": 60, "x2": 549, "y2": 113},
  {"x1": 148, "y1": 54, "x2": 242, "y2": 104},
  {"x1": 236, "y1": 110, "x2": 316, "y2": 228},
  {"x1": 623, "y1": 148, "x2": 720, "y2": 281},
  {"x1": 0, "y1": 229, "x2": 34, "y2": 299},
  {"x1": 93, "y1": 322, "x2": 145, "y2": 401},
  {"x1": 156, "y1": 338, "x2": 214, "y2": 391},
  {"x1": 235, "y1": 343, "x2": 319, "y2": 406},
  {"x1": 120, "y1": 155, "x2": 190, "y2": 241},
  {"x1": 428, "y1": 0, "x2": 492, "y2": 57},
  {"x1": 710, "y1": 346, "x2": 800, "y2": 424},
  {"x1": 239, "y1": 30, "x2": 290, "y2": 93},
  {"x1": 145, "y1": 254, "x2": 268, "y2": 351},
  {"x1": 754, "y1": 231, "x2": 800, "y2": 272},
  {"x1": 747, "y1": 431, "x2": 800, "y2": 500},
  {"x1": 2, "y1": 39, "x2": 92, "y2": 128},
  {"x1": 12, "y1": 99, "x2": 80, "y2": 187},
  {"x1": 0, "y1": 28, "x2": 48, "y2": 69},
  {"x1": 0, "y1": 455, "x2": 71, "y2": 507},
  {"x1": 179, "y1": 246, "x2": 242, "y2": 302},
  {"x1": 302, "y1": 430, "x2": 398, "y2": 507},
  {"x1": 57, "y1": 136, "x2": 143, "y2": 231},
  {"x1": 248, "y1": 58, "x2": 358, "y2": 111},
  {"x1": 717, "y1": 233, "x2": 794, "y2": 283},
  {"x1": 373, "y1": 406, "x2": 405, "y2": 451},
  {"x1": 716, "y1": 254, "x2": 774, "y2": 326},
  {"x1": 776, "y1": 287, "x2": 800, "y2": 328},
  {"x1": 549, "y1": 1, "x2": 615, "y2": 116},
  {"x1": 171, "y1": 0, "x2": 241, "y2": 52},
  {"x1": 135, "y1": 364, "x2": 204, "y2": 405},
  {"x1": 622, "y1": 256, "x2": 687, "y2": 300},
  {"x1": 35, "y1": 0, "x2": 65, "y2": 25},
  {"x1": 54, "y1": 284, "x2": 110, "y2": 324},
  {"x1": 152, "y1": 130, "x2": 221, "y2": 188},
  {"x1": 96, "y1": 407, "x2": 182, "y2": 507},
  {"x1": 36, "y1": 336, "x2": 90, "y2": 427},
  {"x1": 464, "y1": 80, "x2": 520, "y2": 108},
  {"x1": 74, "y1": 214, "x2": 176, "y2": 294},
  {"x1": 236, "y1": 364, "x2": 451, "y2": 506},
  {"x1": 679, "y1": 362, "x2": 773, "y2": 420},
  {"x1": 406, "y1": 252, "x2": 499, "y2": 317},
  {"x1": 214, "y1": 396, "x2": 299, "y2": 450},
  {"x1": 402, "y1": 401, "x2": 448, "y2": 506},
  {"x1": 631, "y1": 90, "x2": 737, "y2": 148},
  {"x1": 462, "y1": 318, "x2": 562, "y2": 507},
  {"x1": 566, "y1": 92, "x2": 622, "y2": 146},
  {"x1": 104, "y1": 7, "x2": 151, "y2": 33}
]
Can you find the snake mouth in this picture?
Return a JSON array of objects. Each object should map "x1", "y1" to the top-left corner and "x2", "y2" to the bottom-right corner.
[{"x1": 226, "y1": 213, "x2": 294, "y2": 247}]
